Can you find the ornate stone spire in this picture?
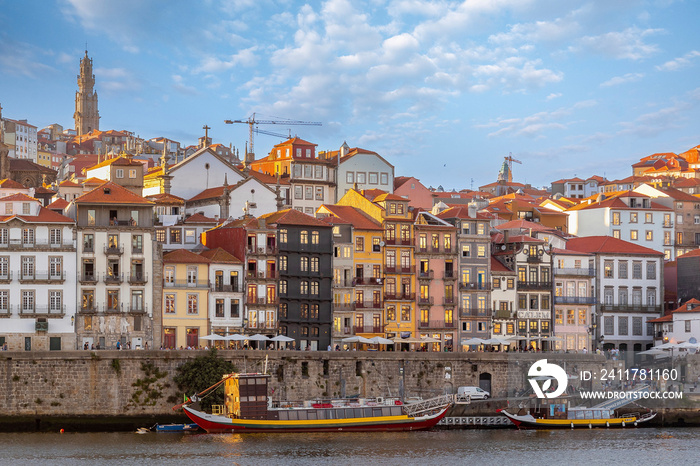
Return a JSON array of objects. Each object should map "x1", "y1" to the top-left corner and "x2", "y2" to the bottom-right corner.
[{"x1": 74, "y1": 50, "x2": 100, "y2": 136}]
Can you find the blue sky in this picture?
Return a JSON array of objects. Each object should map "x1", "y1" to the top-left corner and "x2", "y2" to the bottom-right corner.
[{"x1": 1, "y1": 0, "x2": 699, "y2": 190}]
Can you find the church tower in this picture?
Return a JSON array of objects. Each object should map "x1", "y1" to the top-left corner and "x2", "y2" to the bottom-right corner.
[{"x1": 74, "y1": 50, "x2": 100, "y2": 136}]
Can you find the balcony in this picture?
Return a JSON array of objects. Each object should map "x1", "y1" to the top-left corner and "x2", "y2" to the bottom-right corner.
[
  {"x1": 385, "y1": 237, "x2": 412, "y2": 246},
  {"x1": 519, "y1": 281, "x2": 551, "y2": 291},
  {"x1": 246, "y1": 270, "x2": 277, "y2": 280},
  {"x1": 352, "y1": 277, "x2": 383, "y2": 286},
  {"x1": 460, "y1": 281, "x2": 491, "y2": 291},
  {"x1": 16, "y1": 305, "x2": 67, "y2": 317},
  {"x1": 211, "y1": 284, "x2": 241, "y2": 293},
  {"x1": 418, "y1": 296, "x2": 433, "y2": 305},
  {"x1": 79, "y1": 304, "x2": 98, "y2": 314},
  {"x1": 0, "y1": 307, "x2": 9, "y2": 317},
  {"x1": 554, "y1": 296, "x2": 596, "y2": 305},
  {"x1": 128, "y1": 272, "x2": 148, "y2": 285},
  {"x1": 355, "y1": 300, "x2": 383, "y2": 310},
  {"x1": 417, "y1": 270, "x2": 434, "y2": 280},
  {"x1": 246, "y1": 246, "x2": 277, "y2": 255},
  {"x1": 553, "y1": 267, "x2": 595, "y2": 277},
  {"x1": 0, "y1": 239, "x2": 74, "y2": 251},
  {"x1": 104, "y1": 244, "x2": 124, "y2": 255},
  {"x1": 384, "y1": 292, "x2": 415, "y2": 301},
  {"x1": 384, "y1": 265, "x2": 415, "y2": 274},
  {"x1": 164, "y1": 279, "x2": 210, "y2": 288},
  {"x1": 459, "y1": 307, "x2": 491, "y2": 317},
  {"x1": 526, "y1": 255, "x2": 543, "y2": 263},
  {"x1": 333, "y1": 303, "x2": 356, "y2": 312},
  {"x1": 246, "y1": 296, "x2": 278, "y2": 306},
  {"x1": 443, "y1": 296, "x2": 456, "y2": 306},
  {"x1": 663, "y1": 221, "x2": 673, "y2": 228},
  {"x1": 493, "y1": 309, "x2": 514, "y2": 319},
  {"x1": 128, "y1": 304, "x2": 148, "y2": 314},
  {"x1": 353, "y1": 325, "x2": 383, "y2": 334},
  {"x1": 78, "y1": 273, "x2": 98, "y2": 284},
  {"x1": 335, "y1": 278, "x2": 354, "y2": 288},
  {"x1": 19, "y1": 271, "x2": 66, "y2": 284},
  {"x1": 105, "y1": 303, "x2": 123, "y2": 314},
  {"x1": 104, "y1": 272, "x2": 124, "y2": 284},
  {"x1": 600, "y1": 304, "x2": 662, "y2": 313},
  {"x1": 0, "y1": 271, "x2": 12, "y2": 283},
  {"x1": 443, "y1": 270, "x2": 456, "y2": 280},
  {"x1": 419, "y1": 320, "x2": 455, "y2": 329}
]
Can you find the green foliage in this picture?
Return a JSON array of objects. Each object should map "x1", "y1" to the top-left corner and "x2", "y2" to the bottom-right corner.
[
  {"x1": 173, "y1": 349, "x2": 236, "y2": 411},
  {"x1": 131, "y1": 362, "x2": 168, "y2": 406},
  {"x1": 111, "y1": 358, "x2": 121, "y2": 374}
]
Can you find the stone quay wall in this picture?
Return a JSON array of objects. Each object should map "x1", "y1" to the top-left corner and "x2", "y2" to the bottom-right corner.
[{"x1": 2, "y1": 350, "x2": 690, "y2": 417}]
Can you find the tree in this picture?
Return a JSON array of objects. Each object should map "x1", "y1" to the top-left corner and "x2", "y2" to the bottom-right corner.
[{"x1": 173, "y1": 349, "x2": 236, "y2": 411}]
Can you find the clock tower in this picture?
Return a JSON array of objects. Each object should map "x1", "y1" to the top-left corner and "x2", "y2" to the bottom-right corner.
[{"x1": 74, "y1": 50, "x2": 100, "y2": 136}]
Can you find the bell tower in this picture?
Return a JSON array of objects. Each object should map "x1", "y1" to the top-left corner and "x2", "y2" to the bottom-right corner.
[{"x1": 74, "y1": 50, "x2": 100, "y2": 136}]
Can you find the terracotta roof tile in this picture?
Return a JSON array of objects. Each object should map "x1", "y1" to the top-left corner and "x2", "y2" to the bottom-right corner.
[
  {"x1": 566, "y1": 236, "x2": 663, "y2": 256},
  {"x1": 185, "y1": 213, "x2": 219, "y2": 224},
  {"x1": 199, "y1": 247, "x2": 242, "y2": 264},
  {"x1": 0, "y1": 206, "x2": 74, "y2": 224},
  {"x1": 47, "y1": 198, "x2": 69, "y2": 210},
  {"x1": 1, "y1": 193, "x2": 39, "y2": 203},
  {"x1": 319, "y1": 205, "x2": 383, "y2": 230},
  {"x1": 163, "y1": 248, "x2": 211, "y2": 264},
  {"x1": 0, "y1": 179, "x2": 26, "y2": 189},
  {"x1": 260, "y1": 208, "x2": 329, "y2": 227},
  {"x1": 187, "y1": 186, "x2": 225, "y2": 203},
  {"x1": 75, "y1": 181, "x2": 154, "y2": 205},
  {"x1": 145, "y1": 193, "x2": 185, "y2": 204}
]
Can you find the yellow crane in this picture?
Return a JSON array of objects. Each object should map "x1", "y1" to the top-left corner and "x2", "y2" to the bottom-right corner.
[{"x1": 503, "y1": 153, "x2": 522, "y2": 183}]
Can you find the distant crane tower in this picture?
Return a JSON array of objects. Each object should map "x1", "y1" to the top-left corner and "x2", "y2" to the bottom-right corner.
[
  {"x1": 224, "y1": 113, "x2": 322, "y2": 164},
  {"x1": 503, "y1": 152, "x2": 522, "y2": 183}
]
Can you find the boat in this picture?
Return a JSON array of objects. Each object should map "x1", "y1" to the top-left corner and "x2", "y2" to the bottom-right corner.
[
  {"x1": 153, "y1": 423, "x2": 200, "y2": 433},
  {"x1": 499, "y1": 398, "x2": 656, "y2": 429},
  {"x1": 176, "y1": 372, "x2": 453, "y2": 433}
]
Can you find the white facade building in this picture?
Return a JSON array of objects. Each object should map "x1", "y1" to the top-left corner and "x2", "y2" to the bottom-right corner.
[
  {"x1": 202, "y1": 248, "x2": 245, "y2": 335},
  {"x1": 552, "y1": 248, "x2": 595, "y2": 352},
  {"x1": 0, "y1": 194, "x2": 77, "y2": 351},
  {"x1": 330, "y1": 144, "x2": 394, "y2": 201}
]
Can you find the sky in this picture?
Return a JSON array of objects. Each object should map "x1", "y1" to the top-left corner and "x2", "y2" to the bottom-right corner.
[{"x1": 1, "y1": 0, "x2": 699, "y2": 191}]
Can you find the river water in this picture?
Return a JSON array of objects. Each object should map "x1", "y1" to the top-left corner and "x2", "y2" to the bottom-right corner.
[{"x1": 1, "y1": 428, "x2": 697, "y2": 465}]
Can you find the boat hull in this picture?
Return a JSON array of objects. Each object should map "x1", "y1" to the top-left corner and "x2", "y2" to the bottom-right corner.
[
  {"x1": 500, "y1": 410, "x2": 656, "y2": 429},
  {"x1": 155, "y1": 423, "x2": 200, "y2": 432},
  {"x1": 183, "y1": 405, "x2": 450, "y2": 433}
]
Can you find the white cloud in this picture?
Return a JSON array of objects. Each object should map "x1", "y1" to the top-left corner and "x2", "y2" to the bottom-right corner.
[
  {"x1": 171, "y1": 75, "x2": 199, "y2": 96},
  {"x1": 656, "y1": 50, "x2": 700, "y2": 71},
  {"x1": 600, "y1": 72, "x2": 645, "y2": 87},
  {"x1": 546, "y1": 93, "x2": 562, "y2": 100},
  {"x1": 572, "y1": 27, "x2": 662, "y2": 60},
  {"x1": 196, "y1": 47, "x2": 260, "y2": 73},
  {"x1": 0, "y1": 38, "x2": 54, "y2": 78}
]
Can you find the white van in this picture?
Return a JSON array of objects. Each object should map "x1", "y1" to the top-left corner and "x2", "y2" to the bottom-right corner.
[{"x1": 457, "y1": 386, "x2": 490, "y2": 400}]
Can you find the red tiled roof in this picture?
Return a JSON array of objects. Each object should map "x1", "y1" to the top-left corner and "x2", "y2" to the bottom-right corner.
[
  {"x1": 0, "y1": 206, "x2": 74, "y2": 224},
  {"x1": 361, "y1": 189, "x2": 388, "y2": 202},
  {"x1": 260, "y1": 208, "x2": 329, "y2": 227},
  {"x1": 83, "y1": 177, "x2": 106, "y2": 186},
  {"x1": 199, "y1": 247, "x2": 242, "y2": 264},
  {"x1": 74, "y1": 181, "x2": 154, "y2": 205},
  {"x1": 185, "y1": 213, "x2": 219, "y2": 224},
  {"x1": 187, "y1": 186, "x2": 225, "y2": 203},
  {"x1": 0, "y1": 178, "x2": 26, "y2": 189},
  {"x1": 566, "y1": 236, "x2": 664, "y2": 256},
  {"x1": 677, "y1": 249, "x2": 700, "y2": 259},
  {"x1": 145, "y1": 193, "x2": 185, "y2": 204},
  {"x1": 1, "y1": 193, "x2": 39, "y2": 203},
  {"x1": 495, "y1": 219, "x2": 550, "y2": 231},
  {"x1": 373, "y1": 192, "x2": 405, "y2": 202},
  {"x1": 551, "y1": 247, "x2": 592, "y2": 256},
  {"x1": 163, "y1": 248, "x2": 211, "y2": 264},
  {"x1": 647, "y1": 314, "x2": 672, "y2": 323},
  {"x1": 319, "y1": 205, "x2": 383, "y2": 230},
  {"x1": 34, "y1": 186, "x2": 56, "y2": 195},
  {"x1": 47, "y1": 198, "x2": 69, "y2": 210},
  {"x1": 491, "y1": 257, "x2": 512, "y2": 273}
]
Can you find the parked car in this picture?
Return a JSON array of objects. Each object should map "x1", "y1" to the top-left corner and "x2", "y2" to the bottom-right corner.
[{"x1": 457, "y1": 386, "x2": 490, "y2": 400}]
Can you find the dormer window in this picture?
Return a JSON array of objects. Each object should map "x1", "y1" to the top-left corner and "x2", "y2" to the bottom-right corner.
[
  {"x1": 116, "y1": 169, "x2": 124, "y2": 178},
  {"x1": 22, "y1": 203, "x2": 30, "y2": 215},
  {"x1": 4, "y1": 203, "x2": 12, "y2": 215}
]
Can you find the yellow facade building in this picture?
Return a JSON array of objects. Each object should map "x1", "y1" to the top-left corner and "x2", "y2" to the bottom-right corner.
[{"x1": 162, "y1": 249, "x2": 211, "y2": 348}]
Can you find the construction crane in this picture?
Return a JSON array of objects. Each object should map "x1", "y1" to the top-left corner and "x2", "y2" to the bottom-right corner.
[
  {"x1": 224, "y1": 113, "x2": 322, "y2": 161},
  {"x1": 504, "y1": 152, "x2": 522, "y2": 183}
]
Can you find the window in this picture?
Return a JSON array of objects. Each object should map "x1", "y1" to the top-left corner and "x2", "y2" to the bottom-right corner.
[
  {"x1": 300, "y1": 281, "x2": 308, "y2": 295},
  {"x1": 279, "y1": 256, "x2": 288, "y2": 272},
  {"x1": 304, "y1": 165, "x2": 312, "y2": 178},
  {"x1": 187, "y1": 294, "x2": 198, "y2": 314},
  {"x1": 215, "y1": 299, "x2": 224, "y2": 318},
  {"x1": 646, "y1": 262, "x2": 656, "y2": 280},
  {"x1": 357, "y1": 172, "x2": 366, "y2": 184},
  {"x1": 300, "y1": 230, "x2": 308, "y2": 244},
  {"x1": 116, "y1": 168, "x2": 124, "y2": 178},
  {"x1": 301, "y1": 304, "x2": 309, "y2": 319},
  {"x1": 645, "y1": 213, "x2": 653, "y2": 223},
  {"x1": 310, "y1": 282, "x2": 319, "y2": 296},
  {"x1": 346, "y1": 172, "x2": 354, "y2": 184},
  {"x1": 305, "y1": 186, "x2": 313, "y2": 200},
  {"x1": 612, "y1": 212, "x2": 620, "y2": 225},
  {"x1": 355, "y1": 236, "x2": 364, "y2": 252},
  {"x1": 315, "y1": 166, "x2": 323, "y2": 179},
  {"x1": 578, "y1": 309, "x2": 587, "y2": 326},
  {"x1": 300, "y1": 257, "x2": 309, "y2": 272},
  {"x1": 507, "y1": 278, "x2": 514, "y2": 289},
  {"x1": 311, "y1": 257, "x2": 319, "y2": 273},
  {"x1": 294, "y1": 186, "x2": 303, "y2": 199},
  {"x1": 645, "y1": 230, "x2": 653, "y2": 241},
  {"x1": 633, "y1": 317, "x2": 642, "y2": 335},
  {"x1": 369, "y1": 172, "x2": 378, "y2": 184},
  {"x1": 477, "y1": 245, "x2": 486, "y2": 258},
  {"x1": 387, "y1": 306, "x2": 396, "y2": 321},
  {"x1": 170, "y1": 228, "x2": 182, "y2": 244},
  {"x1": 279, "y1": 229, "x2": 288, "y2": 243},
  {"x1": 156, "y1": 229, "x2": 165, "y2": 242},
  {"x1": 132, "y1": 235, "x2": 143, "y2": 253},
  {"x1": 164, "y1": 266, "x2": 174, "y2": 284},
  {"x1": 315, "y1": 186, "x2": 324, "y2": 200},
  {"x1": 310, "y1": 304, "x2": 319, "y2": 319},
  {"x1": 22, "y1": 290, "x2": 34, "y2": 312},
  {"x1": 618, "y1": 316, "x2": 628, "y2": 336},
  {"x1": 613, "y1": 230, "x2": 620, "y2": 239},
  {"x1": 107, "y1": 289, "x2": 119, "y2": 311},
  {"x1": 22, "y1": 228, "x2": 34, "y2": 245},
  {"x1": 686, "y1": 320, "x2": 692, "y2": 333},
  {"x1": 4, "y1": 203, "x2": 12, "y2": 215},
  {"x1": 630, "y1": 212, "x2": 637, "y2": 223},
  {"x1": 129, "y1": 169, "x2": 137, "y2": 178},
  {"x1": 555, "y1": 309, "x2": 563, "y2": 324},
  {"x1": 618, "y1": 261, "x2": 627, "y2": 279},
  {"x1": 21, "y1": 256, "x2": 34, "y2": 279},
  {"x1": 312, "y1": 231, "x2": 319, "y2": 244},
  {"x1": 630, "y1": 230, "x2": 638, "y2": 241},
  {"x1": 50, "y1": 228, "x2": 61, "y2": 246},
  {"x1": 0, "y1": 228, "x2": 7, "y2": 245},
  {"x1": 380, "y1": 173, "x2": 388, "y2": 185},
  {"x1": 165, "y1": 294, "x2": 175, "y2": 314},
  {"x1": 604, "y1": 261, "x2": 614, "y2": 278},
  {"x1": 477, "y1": 223, "x2": 485, "y2": 235},
  {"x1": 401, "y1": 305, "x2": 411, "y2": 321},
  {"x1": 185, "y1": 229, "x2": 197, "y2": 244},
  {"x1": 604, "y1": 316, "x2": 614, "y2": 335},
  {"x1": 187, "y1": 266, "x2": 197, "y2": 285},
  {"x1": 83, "y1": 234, "x2": 94, "y2": 252},
  {"x1": 632, "y1": 262, "x2": 642, "y2": 279},
  {"x1": 49, "y1": 257, "x2": 62, "y2": 278},
  {"x1": 49, "y1": 290, "x2": 62, "y2": 312}
]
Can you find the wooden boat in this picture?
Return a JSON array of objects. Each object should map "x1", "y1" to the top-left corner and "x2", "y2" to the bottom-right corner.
[
  {"x1": 153, "y1": 423, "x2": 200, "y2": 432},
  {"x1": 177, "y1": 372, "x2": 452, "y2": 433},
  {"x1": 499, "y1": 398, "x2": 656, "y2": 429}
]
